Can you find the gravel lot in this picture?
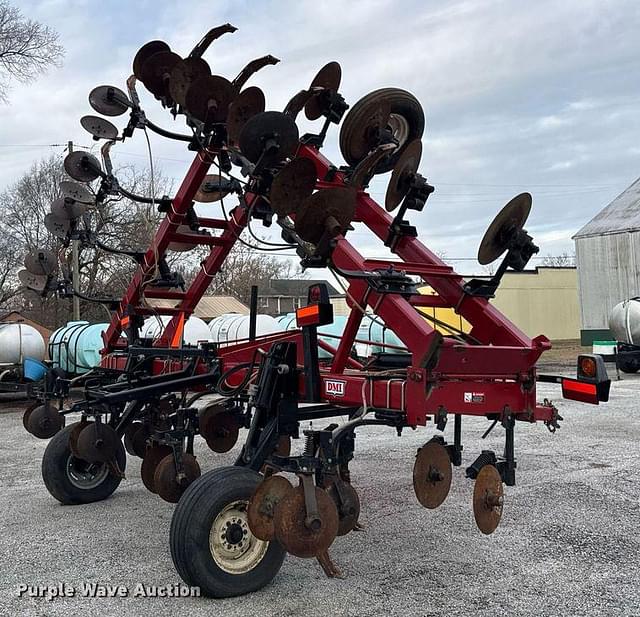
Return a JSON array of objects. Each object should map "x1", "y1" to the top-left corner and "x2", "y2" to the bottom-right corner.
[{"x1": 1, "y1": 372, "x2": 639, "y2": 617}]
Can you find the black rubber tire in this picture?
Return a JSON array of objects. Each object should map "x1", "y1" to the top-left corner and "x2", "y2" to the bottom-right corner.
[
  {"x1": 170, "y1": 466, "x2": 286, "y2": 598},
  {"x1": 339, "y1": 87, "x2": 425, "y2": 173},
  {"x1": 42, "y1": 423, "x2": 126, "y2": 505},
  {"x1": 619, "y1": 360, "x2": 639, "y2": 374}
]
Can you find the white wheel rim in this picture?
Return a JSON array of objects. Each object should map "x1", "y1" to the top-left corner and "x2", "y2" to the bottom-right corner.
[
  {"x1": 209, "y1": 499, "x2": 269, "y2": 574},
  {"x1": 66, "y1": 455, "x2": 109, "y2": 489},
  {"x1": 387, "y1": 113, "x2": 410, "y2": 148}
]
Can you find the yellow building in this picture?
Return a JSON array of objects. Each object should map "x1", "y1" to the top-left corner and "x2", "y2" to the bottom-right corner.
[{"x1": 330, "y1": 267, "x2": 580, "y2": 342}]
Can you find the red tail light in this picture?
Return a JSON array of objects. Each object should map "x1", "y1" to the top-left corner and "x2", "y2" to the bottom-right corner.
[{"x1": 561, "y1": 378, "x2": 599, "y2": 404}]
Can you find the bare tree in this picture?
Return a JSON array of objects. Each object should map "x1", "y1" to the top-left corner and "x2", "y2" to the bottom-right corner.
[
  {"x1": 0, "y1": 1, "x2": 64, "y2": 102},
  {"x1": 541, "y1": 252, "x2": 575, "y2": 267},
  {"x1": 0, "y1": 154, "x2": 174, "y2": 325},
  {"x1": 192, "y1": 242, "x2": 301, "y2": 305}
]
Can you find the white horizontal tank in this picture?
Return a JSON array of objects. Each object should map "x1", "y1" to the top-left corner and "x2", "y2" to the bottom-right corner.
[
  {"x1": 141, "y1": 315, "x2": 211, "y2": 345},
  {"x1": 609, "y1": 298, "x2": 640, "y2": 345},
  {"x1": 0, "y1": 323, "x2": 46, "y2": 365},
  {"x1": 208, "y1": 313, "x2": 280, "y2": 345}
]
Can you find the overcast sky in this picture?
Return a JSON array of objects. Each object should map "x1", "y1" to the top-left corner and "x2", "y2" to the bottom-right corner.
[{"x1": 1, "y1": 0, "x2": 639, "y2": 273}]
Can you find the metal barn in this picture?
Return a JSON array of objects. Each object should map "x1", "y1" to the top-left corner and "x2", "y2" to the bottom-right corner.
[{"x1": 573, "y1": 177, "x2": 640, "y2": 344}]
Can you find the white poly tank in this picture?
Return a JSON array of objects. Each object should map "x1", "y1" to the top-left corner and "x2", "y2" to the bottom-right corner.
[
  {"x1": 141, "y1": 315, "x2": 211, "y2": 345},
  {"x1": 0, "y1": 323, "x2": 46, "y2": 365},
  {"x1": 208, "y1": 313, "x2": 280, "y2": 345},
  {"x1": 609, "y1": 298, "x2": 640, "y2": 345}
]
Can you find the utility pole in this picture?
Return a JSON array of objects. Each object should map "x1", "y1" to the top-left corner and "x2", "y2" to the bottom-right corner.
[{"x1": 68, "y1": 140, "x2": 81, "y2": 321}]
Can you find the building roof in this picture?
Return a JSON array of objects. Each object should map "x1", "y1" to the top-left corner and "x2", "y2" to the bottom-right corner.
[
  {"x1": 573, "y1": 176, "x2": 640, "y2": 239},
  {"x1": 148, "y1": 295, "x2": 249, "y2": 319},
  {"x1": 266, "y1": 279, "x2": 340, "y2": 297}
]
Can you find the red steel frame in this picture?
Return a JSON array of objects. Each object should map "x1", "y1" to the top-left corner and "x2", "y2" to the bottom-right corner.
[{"x1": 100, "y1": 140, "x2": 555, "y2": 427}]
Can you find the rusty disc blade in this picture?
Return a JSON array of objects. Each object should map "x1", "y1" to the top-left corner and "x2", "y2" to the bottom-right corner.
[
  {"x1": 248, "y1": 475, "x2": 294, "y2": 541},
  {"x1": 140, "y1": 444, "x2": 173, "y2": 493},
  {"x1": 68, "y1": 419, "x2": 89, "y2": 458},
  {"x1": 169, "y1": 57, "x2": 211, "y2": 108},
  {"x1": 22, "y1": 402, "x2": 39, "y2": 432},
  {"x1": 227, "y1": 86, "x2": 265, "y2": 145},
  {"x1": 473, "y1": 464, "x2": 504, "y2": 535},
  {"x1": 294, "y1": 187, "x2": 356, "y2": 245},
  {"x1": 44, "y1": 213, "x2": 71, "y2": 239},
  {"x1": 477, "y1": 193, "x2": 532, "y2": 265},
  {"x1": 202, "y1": 411, "x2": 240, "y2": 453},
  {"x1": 133, "y1": 40, "x2": 171, "y2": 80},
  {"x1": 80, "y1": 115, "x2": 119, "y2": 141},
  {"x1": 238, "y1": 111, "x2": 299, "y2": 165},
  {"x1": 75, "y1": 423, "x2": 120, "y2": 463},
  {"x1": 64, "y1": 151, "x2": 102, "y2": 182},
  {"x1": 18, "y1": 270, "x2": 48, "y2": 292},
  {"x1": 26, "y1": 403, "x2": 63, "y2": 439},
  {"x1": 60, "y1": 181, "x2": 94, "y2": 204},
  {"x1": 385, "y1": 138, "x2": 423, "y2": 212},
  {"x1": 154, "y1": 453, "x2": 201, "y2": 503},
  {"x1": 269, "y1": 158, "x2": 317, "y2": 216},
  {"x1": 140, "y1": 50, "x2": 182, "y2": 98},
  {"x1": 194, "y1": 174, "x2": 232, "y2": 203},
  {"x1": 413, "y1": 440, "x2": 452, "y2": 509},
  {"x1": 24, "y1": 249, "x2": 57, "y2": 276},
  {"x1": 89, "y1": 85, "x2": 130, "y2": 117},
  {"x1": 124, "y1": 422, "x2": 143, "y2": 457},
  {"x1": 325, "y1": 479, "x2": 361, "y2": 536},
  {"x1": 304, "y1": 61, "x2": 342, "y2": 120},
  {"x1": 273, "y1": 484, "x2": 339, "y2": 558},
  {"x1": 339, "y1": 97, "x2": 391, "y2": 166},
  {"x1": 51, "y1": 197, "x2": 86, "y2": 221},
  {"x1": 184, "y1": 74, "x2": 235, "y2": 123}
]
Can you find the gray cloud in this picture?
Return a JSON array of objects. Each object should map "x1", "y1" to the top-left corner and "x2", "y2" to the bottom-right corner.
[{"x1": 1, "y1": 0, "x2": 639, "y2": 272}]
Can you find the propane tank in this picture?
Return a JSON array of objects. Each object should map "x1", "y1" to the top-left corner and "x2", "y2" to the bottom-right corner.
[
  {"x1": 609, "y1": 298, "x2": 640, "y2": 345},
  {"x1": 208, "y1": 313, "x2": 279, "y2": 345},
  {"x1": 0, "y1": 323, "x2": 46, "y2": 365},
  {"x1": 49, "y1": 321, "x2": 108, "y2": 375},
  {"x1": 141, "y1": 315, "x2": 211, "y2": 345}
]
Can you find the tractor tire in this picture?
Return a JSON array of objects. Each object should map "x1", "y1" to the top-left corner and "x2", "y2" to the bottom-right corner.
[
  {"x1": 42, "y1": 423, "x2": 126, "y2": 505},
  {"x1": 170, "y1": 466, "x2": 286, "y2": 598},
  {"x1": 339, "y1": 87, "x2": 425, "y2": 173},
  {"x1": 619, "y1": 358, "x2": 639, "y2": 374}
]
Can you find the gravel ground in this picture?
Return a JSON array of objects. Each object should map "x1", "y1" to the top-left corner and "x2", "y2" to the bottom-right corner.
[{"x1": 1, "y1": 373, "x2": 639, "y2": 617}]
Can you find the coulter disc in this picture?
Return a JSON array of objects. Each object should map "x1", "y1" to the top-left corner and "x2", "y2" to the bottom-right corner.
[
  {"x1": 75, "y1": 423, "x2": 120, "y2": 464},
  {"x1": 140, "y1": 444, "x2": 173, "y2": 493},
  {"x1": 273, "y1": 484, "x2": 339, "y2": 558},
  {"x1": 473, "y1": 464, "x2": 504, "y2": 535},
  {"x1": 153, "y1": 453, "x2": 201, "y2": 503},
  {"x1": 247, "y1": 475, "x2": 294, "y2": 541},
  {"x1": 413, "y1": 439, "x2": 452, "y2": 509}
]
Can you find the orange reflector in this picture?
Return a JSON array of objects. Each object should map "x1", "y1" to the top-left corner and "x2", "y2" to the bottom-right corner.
[
  {"x1": 170, "y1": 313, "x2": 185, "y2": 348},
  {"x1": 120, "y1": 316, "x2": 130, "y2": 327},
  {"x1": 296, "y1": 304, "x2": 321, "y2": 327},
  {"x1": 579, "y1": 357, "x2": 597, "y2": 379},
  {"x1": 562, "y1": 378, "x2": 599, "y2": 404}
]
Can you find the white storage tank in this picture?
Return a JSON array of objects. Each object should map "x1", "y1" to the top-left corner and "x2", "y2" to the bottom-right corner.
[
  {"x1": 141, "y1": 315, "x2": 211, "y2": 345},
  {"x1": 609, "y1": 298, "x2": 640, "y2": 345},
  {"x1": 0, "y1": 323, "x2": 46, "y2": 365},
  {"x1": 208, "y1": 313, "x2": 280, "y2": 345}
]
